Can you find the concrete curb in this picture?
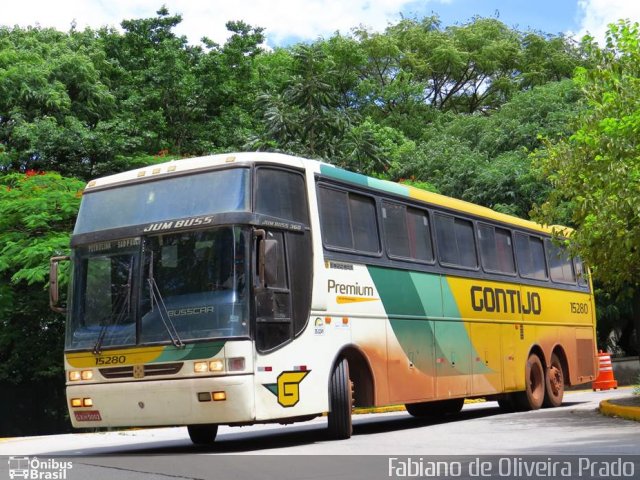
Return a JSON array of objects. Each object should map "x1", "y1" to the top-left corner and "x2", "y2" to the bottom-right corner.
[{"x1": 599, "y1": 399, "x2": 640, "y2": 422}]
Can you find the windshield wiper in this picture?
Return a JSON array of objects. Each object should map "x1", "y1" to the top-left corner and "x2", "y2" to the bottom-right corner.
[
  {"x1": 93, "y1": 258, "x2": 133, "y2": 355},
  {"x1": 147, "y1": 251, "x2": 185, "y2": 349}
]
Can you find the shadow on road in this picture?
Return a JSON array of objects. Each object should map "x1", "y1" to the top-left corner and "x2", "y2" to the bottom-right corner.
[{"x1": 43, "y1": 400, "x2": 592, "y2": 456}]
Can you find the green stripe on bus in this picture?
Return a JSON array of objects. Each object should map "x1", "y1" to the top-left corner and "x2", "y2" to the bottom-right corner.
[
  {"x1": 368, "y1": 266, "x2": 492, "y2": 376},
  {"x1": 320, "y1": 165, "x2": 408, "y2": 197},
  {"x1": 155, "y1": 341, "x2": 225, "y2": 362}
]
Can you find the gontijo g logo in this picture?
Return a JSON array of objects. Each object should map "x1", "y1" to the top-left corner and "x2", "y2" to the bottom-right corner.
[{"x1": 263, "y1": 370, "x2": 311, "y2": 407}]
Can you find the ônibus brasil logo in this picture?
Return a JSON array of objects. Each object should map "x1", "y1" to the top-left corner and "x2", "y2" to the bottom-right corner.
[{"x1": 7, "y1": 457, "x2": 72, "y2": 480}]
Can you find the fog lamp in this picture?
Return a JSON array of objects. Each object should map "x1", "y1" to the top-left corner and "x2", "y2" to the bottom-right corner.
[
  {"x1": 212, "y1": 391, "x2": 226, "y2": 401},
  {"x1": 197, "y1": 392, "x2": 211, "y2": 402}
]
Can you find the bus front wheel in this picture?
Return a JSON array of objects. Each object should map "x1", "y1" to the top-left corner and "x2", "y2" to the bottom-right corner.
[
  {"x1": 188, "y1": 424, "x2": 218, "y2": 445},
  {"x1": 327, "y1": 358, "x2": 353, "y2": 439},
  {"x1": 513, "y1": 353, "x2": 545, "y2": 411}
]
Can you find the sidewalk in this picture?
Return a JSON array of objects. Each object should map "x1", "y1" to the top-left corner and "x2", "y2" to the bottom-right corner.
[{"x1": 599, "y1": 394, "x2": 640, "y2": 422}]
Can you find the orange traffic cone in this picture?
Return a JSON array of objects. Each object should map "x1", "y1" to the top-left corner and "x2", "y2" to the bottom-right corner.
[{"x1": 592, "y1": 350, "x2": 618, "y2": 391}]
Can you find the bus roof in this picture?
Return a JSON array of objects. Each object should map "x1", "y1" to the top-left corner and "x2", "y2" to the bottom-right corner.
[{"x1": 84, "y1": 152, "x2": 563, "y2": 236}]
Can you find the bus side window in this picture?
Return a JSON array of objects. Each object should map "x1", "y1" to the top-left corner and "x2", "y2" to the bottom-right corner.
[
  {"x1": 478, "y1": 223, "x2": 516, "y2": 274},
  {"x1": 546, "y1": 239, "x2": 576, "y2": 284},
  {"x1": 382, "y1": 202, "x2": 434, "y2": 262},
  {"x1": 319, "y1": 187, "x2": 352, "y2": 249},
  {"x1": 574, "y1": 257, "x2": 589, "y2": 288},
  {"x1": 434, "y1": 213, "x2": 478, "y2": 269},
  {"x1": 318, "y1": 185, "x2": 380, "y2": 254},
  {"x1": 514, "y1": 233, "x2": 548, "y2": 280},
  {"x1": 255, "y1": 168, "x2": 309, "y2": 224}
]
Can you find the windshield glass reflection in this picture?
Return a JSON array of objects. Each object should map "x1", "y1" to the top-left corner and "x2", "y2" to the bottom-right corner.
[
  {"x1": 65, "y1": 227, "x2": 250, "y2": 351},
  {"x1": 140, "y1": 227, "x2": 249, "y2": 343},
  {"x1": 66, "y1": 241, "x2": 139, "y2": 350}
]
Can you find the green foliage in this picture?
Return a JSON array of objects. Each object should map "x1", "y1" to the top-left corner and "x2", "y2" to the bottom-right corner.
[
  {"x1": 535, "y1": 20, "x2": 640, "y2": 290},
  {"x1": 0, "y1": 172, "x2": 83, "y2": 283},
  {"x1": 0, "y1": 172, "x2": 84, "y2": 389}
]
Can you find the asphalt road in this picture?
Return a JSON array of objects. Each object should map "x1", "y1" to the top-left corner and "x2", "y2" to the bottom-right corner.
[{"x1": 1, "y1": 388, "x2": 638, "y2": 480}]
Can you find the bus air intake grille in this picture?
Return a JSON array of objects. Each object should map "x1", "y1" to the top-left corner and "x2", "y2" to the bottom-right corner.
[{"x1": 99, "y1": 363, "x2": 184, "y2": 379}]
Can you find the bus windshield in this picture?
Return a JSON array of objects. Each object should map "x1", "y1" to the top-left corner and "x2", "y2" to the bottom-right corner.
[
  {"x1": 66, "y1": 226, "x2": 250, "y2": 350},
  {"x1": 140, "y1": 227, "x2": 249, "y2": 343},
  {"x1": 74, "y1": 168, "x2": 250, "y2": 234}
]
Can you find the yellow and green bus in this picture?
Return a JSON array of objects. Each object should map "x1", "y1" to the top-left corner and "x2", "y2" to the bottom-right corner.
[{"x1": 50, "y1": 152, "x2": 597, "y2": 444}]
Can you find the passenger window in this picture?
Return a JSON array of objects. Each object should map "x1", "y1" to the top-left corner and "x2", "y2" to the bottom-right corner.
[
  {"x1": 478, "y1": 224, "x2": 516, "y2": 274},
  {"x1": 318, "y1": 186, "x2": 380, "y2": 254},
  {"x1": 382, "y1": 202, "x2": 410, "y2": 258},
  {"x1": 319, "y1": 188, "x2": 351, "y2": 249},
  {"x1": 349, "y1": 194, "x2": 379, "y2": 253},
  {"x1": 574, "y1": 258, "x2": 589, "y2": 288},
  {"x1": 514, "y1": 233, "x2": 548, "y2": 280},
  {"x1": 382, "y1": 202, "x2": 433, "y2": 262},
  {"x1": 546, "y1": 239, "x2": 576, "y2": 284},
  {"x1": 434, "y1": 213, "x2": 477, "y2": 268}
]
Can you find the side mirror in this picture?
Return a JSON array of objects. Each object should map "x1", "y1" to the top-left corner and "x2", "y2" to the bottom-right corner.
[{"x1": 50, "y1": 256, "x2": 70, "y2": 314}]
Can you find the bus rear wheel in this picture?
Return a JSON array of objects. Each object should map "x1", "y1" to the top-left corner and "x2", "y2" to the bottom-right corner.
[
  {"x1": 513, "y1": 353, "x2": 545, "y2": 411},
  {"x1": 543, "y1": 353, "x2": 565, "y2": 408},
  {"x1": 405, "y1": 398, "x2": 464, "y2": 417},
  {"x1": 327, "y1": 358, "x2": 353, "y2": 439},
  {"x1": 188, "y1": 424, "x2": 218, "y2": 445}
]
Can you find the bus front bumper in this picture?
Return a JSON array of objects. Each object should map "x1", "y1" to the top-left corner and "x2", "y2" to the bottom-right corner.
[{"x1": 67, "y1": 374, "x2": 255, "y2": 428}]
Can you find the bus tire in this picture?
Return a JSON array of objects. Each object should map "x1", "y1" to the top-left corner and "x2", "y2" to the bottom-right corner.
[
  {"x1": 543, "y1": 353, "x2": 565, "y2": 408},
  {"x1": 405, "y1": 398, "x2": 464, "y2": 417},
  {"x1": 327, "y1": 358, "x2": 353, "y2": 439},
  {"x1": 187, "y1": 424, "x2": 218, "y2": 445},
  {"x1": 513, "y1": 353, "x2": 545, "y2": 411}
]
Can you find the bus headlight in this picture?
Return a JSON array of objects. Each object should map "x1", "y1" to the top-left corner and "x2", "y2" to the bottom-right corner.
[
  {"x1": 208, "y1": 359, "x2": 224, "y2": 372},
  {"x1": 194, "y1": 362, "x2": 209, "y2": 373},
  {"x1": 69, "y1": 370, "x2": 93, "y2": 381},
  {"x1": 70, "y1": 397, "x2": 93, "y2": 408},
  {"x1": 194, "y1": 359, "x2": 226, "y2": 373}
]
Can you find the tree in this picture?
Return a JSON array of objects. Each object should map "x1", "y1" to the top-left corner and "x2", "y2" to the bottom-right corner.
[
  {"x1": 0, "y1": 171, "x2": 84, "y2": 435},
  {"x1": 0, "y1": 26, "x2": 116, "y2": 178},
  {"x1": 247, "y1": 43, "x2": 349, "y2": 159},
  {"x1": 535, "y1": 21, "x2": 640, "y2": 289},
  {"x1": 393, "y1": 79, "x2": 581, "y2": 217},
  {"x1": 535, "y1": 21, "x2": 640, "y2": 354}
]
